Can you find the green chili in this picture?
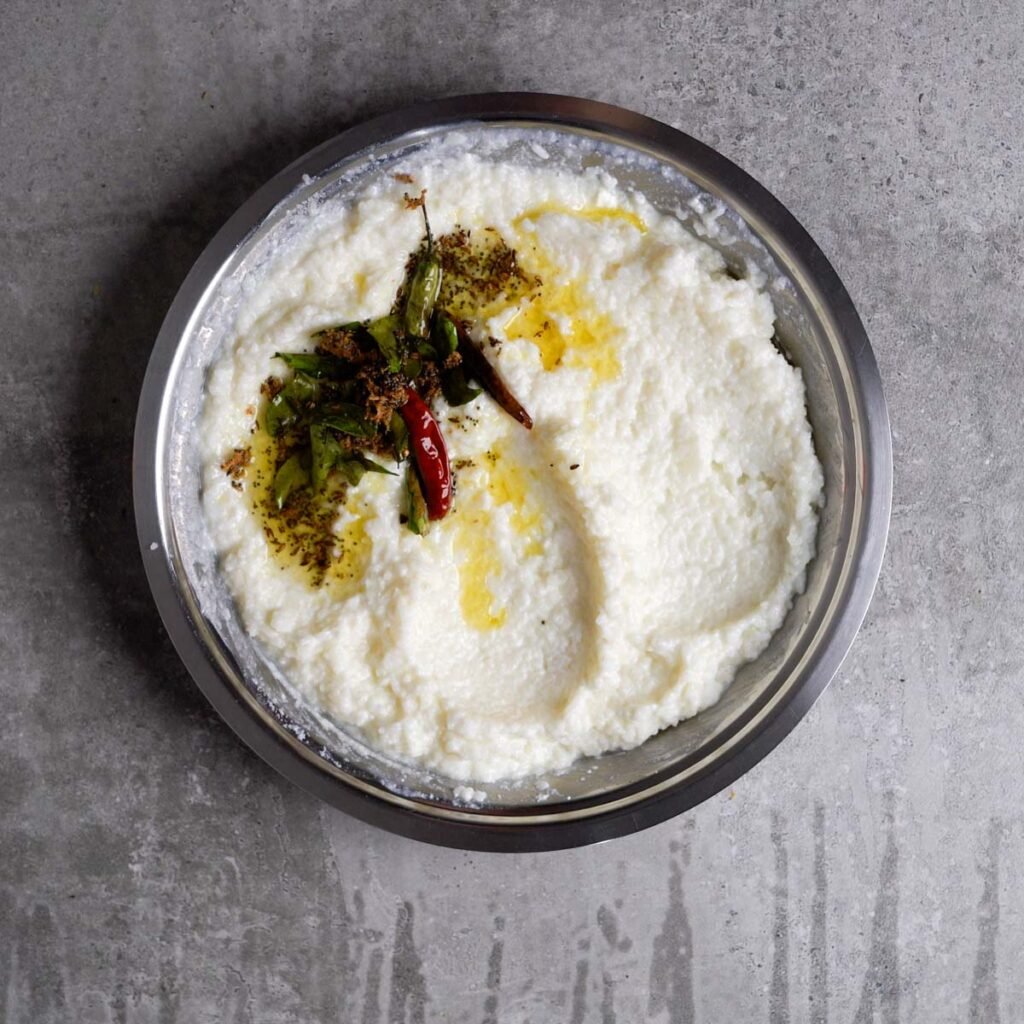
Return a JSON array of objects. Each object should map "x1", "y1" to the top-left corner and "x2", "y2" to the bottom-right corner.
[
  {"x1": 390, "y1": 410, "x2": 410, "y2": 462},
  {"x1": 404, "y1": 255, "x2": 442, "y2": 338},
  {"x1": 403, "y1": 465, "x2": 430, "y2": 535}
]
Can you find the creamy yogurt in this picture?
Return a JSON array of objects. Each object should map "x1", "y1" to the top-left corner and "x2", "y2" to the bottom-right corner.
[{"x1": 201, "y1": 152, "x2": 823, "y2": 783}]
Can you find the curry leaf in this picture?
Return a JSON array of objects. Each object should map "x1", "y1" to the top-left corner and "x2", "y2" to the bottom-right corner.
[
  {"x1": 366, "y1": 315, "x2": 402, "y2": 372},
  {"x1": 314, "y1": 403, "x2": 376, "y2": 438},
  {"x1": 274, "y1": 352, "x2": 348, "y2": 379},
  {"x1": 272, "y1": 452, "x2": 309, "y2": 509},
  {"x1": 433, "y1": 314, "x2": 459, "y2": 357},
  {"x1": 441, "y1": 366, "x2": 482, "y2": 407},
  {"x1": 263, "y1": 392, "x2": 296, "y2": 437},
  {"x1": 310, "y1": 424, "x2": 343, "y2": 491}
]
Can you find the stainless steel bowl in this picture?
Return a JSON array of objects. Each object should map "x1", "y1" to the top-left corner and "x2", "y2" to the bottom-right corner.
[{"x1": 133, "y1": 94, "x2": 891, "y2": 851}]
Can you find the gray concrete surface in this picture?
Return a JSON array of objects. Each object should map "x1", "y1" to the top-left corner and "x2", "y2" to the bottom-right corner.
[{"x1": 3, "y1": 0, "x2": 1022, "y2": 1021}]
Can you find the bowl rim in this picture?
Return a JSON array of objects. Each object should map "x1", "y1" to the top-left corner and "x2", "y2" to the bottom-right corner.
[{"x1": 133, "y1": 92, "x2": 892, "y2": 852}]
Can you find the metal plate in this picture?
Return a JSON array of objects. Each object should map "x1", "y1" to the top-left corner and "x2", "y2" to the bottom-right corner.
[{"x1": 133, "y1": 94, "x2": 892, "y2": 851}]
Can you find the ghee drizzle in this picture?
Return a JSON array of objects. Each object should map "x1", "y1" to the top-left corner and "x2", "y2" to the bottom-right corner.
[{"x1": 245, "y1": 426, "x2": 373, "y2": 595}]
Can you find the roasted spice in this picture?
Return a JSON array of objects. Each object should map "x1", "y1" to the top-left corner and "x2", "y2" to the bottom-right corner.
[
  {"x1": 221, "y1": 446, "x2": 251, "y2": 480},
  {"x1": 435, "y1": 227, "x2": 539, "y2": 316},
  {"x1": 314, "y1": 326, "x2": 374, "y2": 364},
  {"x1": 260, "y1": 376, "x2": 284, "y2": 399}
]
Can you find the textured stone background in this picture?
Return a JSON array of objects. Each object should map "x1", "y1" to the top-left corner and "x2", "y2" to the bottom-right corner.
[{"x1": 3, "y1": 1, "x2": 1023, "y2": 1021}]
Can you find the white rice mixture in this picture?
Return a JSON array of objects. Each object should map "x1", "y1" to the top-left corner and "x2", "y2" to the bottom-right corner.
[{"x1": 201, "y1": 151, "x2": 823, "y2": 783}]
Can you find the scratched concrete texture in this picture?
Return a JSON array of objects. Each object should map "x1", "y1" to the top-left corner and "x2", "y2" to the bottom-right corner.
[{"x1": 2, "y1": 0, "x2": 1022, "y2": 1020}]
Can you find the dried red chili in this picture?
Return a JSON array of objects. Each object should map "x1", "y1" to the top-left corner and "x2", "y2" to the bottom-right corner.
[{"x1": 399, "y1": 388, "x2": 452, "y2": 520}]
